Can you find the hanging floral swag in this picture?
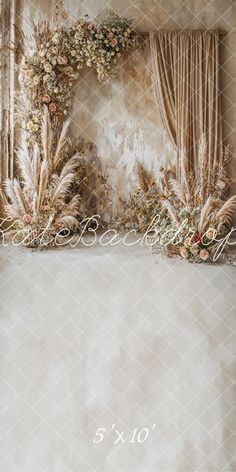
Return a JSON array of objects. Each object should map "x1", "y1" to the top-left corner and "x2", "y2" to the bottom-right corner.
[
  {"x1": 1, "y1": 12, "x2": 137, "y2": 247},
  {"x1": 16, "y1": 12, "x2": 137, "y2": 138}
]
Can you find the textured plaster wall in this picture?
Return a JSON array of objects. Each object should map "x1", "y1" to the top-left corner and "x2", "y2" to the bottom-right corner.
[{"x1": 21, "y1": 0, "x2": 236, "y2": 210}]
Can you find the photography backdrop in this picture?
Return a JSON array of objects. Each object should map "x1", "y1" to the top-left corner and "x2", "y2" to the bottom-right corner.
[{"x1": 0, "y1": 0, "x2": 236, "y2": 215}]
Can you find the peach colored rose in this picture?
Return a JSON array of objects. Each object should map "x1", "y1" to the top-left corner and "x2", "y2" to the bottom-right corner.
[
  {"x1": 87, "y1": 23, "x2": 93, "y2": 30},
  {"x1": 49, "y1": 103, "x2": 57, "y2": 112},
  {"x1": 23, "y1": 214, "x2": 32, "y2": 224},
  {"x1": 206, "y1": 229, "x2": 216, "y2": 240},
  {"x1": 42, "y1": 94, "x2": 51, "y2": 103},
  {"x1": 200, "y1": 249, "x2": 209, "y2": 261},
  {"x1": 180, "y1": 247, "x2": 188, "y2": 259}
]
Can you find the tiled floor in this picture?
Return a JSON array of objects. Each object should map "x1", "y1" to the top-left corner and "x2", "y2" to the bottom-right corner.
[{"x1": 0, "y1": 241, "x2": 235, "y2": 471}]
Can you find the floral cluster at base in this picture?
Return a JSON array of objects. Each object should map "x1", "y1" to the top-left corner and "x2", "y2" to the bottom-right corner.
[
  {"x1": 120, "y1": 138, "x2": 236, "y2": 263},
  {"x1": 17, "y1": 13, "x2": 136, "y2": 138},
  {"x1": 116, "y1": 161, "x2": 165, "y2": 232},
  {"x1": 3, "y1": 108, "x2": 107, "y2": 248}
]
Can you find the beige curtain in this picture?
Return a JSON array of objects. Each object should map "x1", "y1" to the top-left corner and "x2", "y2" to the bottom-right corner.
[{"x1": 149, "y1": 30, "x2": 222, "y2": 178}]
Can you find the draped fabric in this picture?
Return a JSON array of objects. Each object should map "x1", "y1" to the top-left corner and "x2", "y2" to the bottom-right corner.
[{"x1": 149, "y1": 30, "x2": 222, "y2": 178}]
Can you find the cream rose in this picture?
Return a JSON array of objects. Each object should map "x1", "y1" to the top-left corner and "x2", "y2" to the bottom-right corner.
[
  {"x1": 180, "y1": 247, "x2": 188, "y2": 259},
  {"x1": 206, "y1": 229, "x2": 216, "y2": 240},
  {"x1": 44, "y1": 63, "x2": 52, "y2": 73},
  {"x1": 184, "y1": 238, "x2": 192, "y2": 247},
  {"x1": 200, "y1": 249, "x2": 209, "y2": 261}
]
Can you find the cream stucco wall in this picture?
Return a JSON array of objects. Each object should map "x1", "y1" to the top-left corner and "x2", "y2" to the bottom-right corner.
[{"x1": 20, "y1": 0, "x2": 236, "y2": 214}]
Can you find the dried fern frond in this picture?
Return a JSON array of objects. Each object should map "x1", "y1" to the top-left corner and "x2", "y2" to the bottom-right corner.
[
  {"x1": 169, "y1": 178, "x2": 187, "y2": 207},
  {"x1": 135, "y1": 161, "x2": 156, "y2": 194},
  {"x1": 162, "y1": 200, "x2": 180, "y2": 226}
]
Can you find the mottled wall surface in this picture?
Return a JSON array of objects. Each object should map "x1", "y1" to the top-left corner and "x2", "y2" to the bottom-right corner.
[{"x1": 20, "y1": 0, "x2": 236, "y2": 212}]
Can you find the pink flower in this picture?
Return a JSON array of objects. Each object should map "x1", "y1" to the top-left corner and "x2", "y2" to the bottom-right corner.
[
  {"x1": 42, "y1": 94, "x2": 51, "y2": 103},
  {"x1": 23, "y1": 214, "x2": 32, "y2": 224},
  {"x1": 111, "y1": 38, "x2": 118, "y2": 47},
  {"x1": 49, "y1": 102, "x2": 57, "y2": 112}
]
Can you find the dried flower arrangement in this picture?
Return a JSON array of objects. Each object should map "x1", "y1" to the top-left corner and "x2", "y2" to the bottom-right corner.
[
  {"x1": 16, "y1": 12, "x2": 137, "y2": 139},
  {"x1": 152, "y1": 140, "x2": 236, "y2": 262},
  {"x1": 119, "y1": 139, "x2": 236, "y2": 263},
  {"x1": 2, "y1": 108, "x2": 106, "y2": 248},
  {"x1": 116, "y1": 161, "x2": 165, "y2": 232}
]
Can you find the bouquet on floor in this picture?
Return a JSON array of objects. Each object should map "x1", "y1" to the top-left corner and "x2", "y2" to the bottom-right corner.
[
  {"x1": 2, "y1": 108, "x2": 93, "y2": 248},
  {"x1": 120, "y1": 137, "x2": 236, "y2": 263},
  {"x1": 152, "y1": 139, "x2": 236, "y2": 262}
]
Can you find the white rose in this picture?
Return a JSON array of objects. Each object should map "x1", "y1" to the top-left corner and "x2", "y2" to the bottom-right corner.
[
  {"x1": 44, "y1": 63, "x2": 52, "y2": 73},
  {"x1": 52, "y1": 33, "x2": 60, "y2": 44},
  {"x1": 33, "y1": 75, "x2": 40, "y2": 85}
]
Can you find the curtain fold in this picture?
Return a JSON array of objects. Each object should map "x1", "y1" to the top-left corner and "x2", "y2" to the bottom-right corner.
[{"x1": 149, "y1": 30, "x2": 222, "y2": 179}]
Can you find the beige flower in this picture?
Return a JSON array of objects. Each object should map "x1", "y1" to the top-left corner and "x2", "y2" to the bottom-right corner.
[
  {"x1": 206, "y1": 229, "x2": 216, "y2": 240},
  {"x1": 42, "y1": 94, "x2": 51, "y2": 103},
  {"x1": 191, "y1": 246, "x2": 199, "y2": 256},
  {"x1": 26, "y1": 120, "x2": 34, "y2": 130},
  {"x1": 49, "y1": 102, "x2": 57, "y2": 112},
  {"x1": 184, "y1": 238, "x2": 192, "y2": 247},
  {"x1": 180, "y1": 247, "x2": 188, "y2": 259},
  {"x1": 33, "y1": 124, "x2": 39, "y2": 132},
  {"x1": 200, "y1": 249, "x2": 209, "y2": 261},
  {"x1": 111, "y1": 38, "x2": 118, "y2": 47},
  {"x1": 33, "y1": 75, "x2": 40, "y2": 85},
  {"x1": 22, "y1": 214, "x2": 32, "y2": 223},
  {"x1": 52, "y1": 33, "x2": 60, "y2": 44},
  {"x1": 44, "y1": 63, "x2": 52, "y2": 73},
  {"x1": 57, "y1": 56, "x2": 67, "y2": 65}
]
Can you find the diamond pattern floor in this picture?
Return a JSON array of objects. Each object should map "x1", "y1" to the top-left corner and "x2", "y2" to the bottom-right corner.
[{"x1": 0, "y1": 241, "x2": 235, "y2": 471}]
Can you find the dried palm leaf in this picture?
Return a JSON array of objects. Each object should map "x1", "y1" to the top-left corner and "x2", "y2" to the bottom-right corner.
[
  {"x1": 14, "y1": 179, "x2": 27, "y2": 213},
  {"x1": 51, "y1": 172, "x2": 74, "y2": 206},
  {"x1": 41, "y1": 106, "x2": 52, "y2": 166},
  {"x1": 53, "y1": 119, "x2": 70, "y2": 169},
  {"x1": 162, "y1": 200, "x2": 180, "y2": 226},
  {"x1": 215, "y1": 195, "x2": 236, "y2": 229}
]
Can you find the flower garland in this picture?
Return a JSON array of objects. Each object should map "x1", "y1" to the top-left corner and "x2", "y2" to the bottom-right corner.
[{"x1": 17, "y1": 13, "x2": 137, "y2": 138}]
